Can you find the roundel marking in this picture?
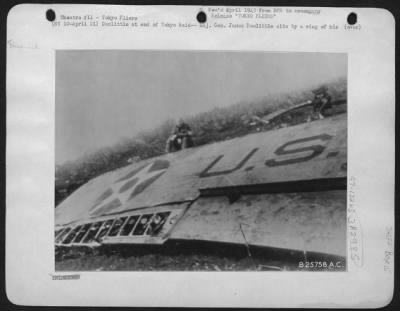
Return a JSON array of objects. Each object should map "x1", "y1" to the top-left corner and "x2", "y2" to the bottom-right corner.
[{"x1": 90, "y1": 159, "x2": 170, "y2": 217}]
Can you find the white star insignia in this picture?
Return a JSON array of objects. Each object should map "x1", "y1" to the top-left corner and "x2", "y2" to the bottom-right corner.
[{"x1": 90, "y1": 160, "x2": 169, "y2": 216}]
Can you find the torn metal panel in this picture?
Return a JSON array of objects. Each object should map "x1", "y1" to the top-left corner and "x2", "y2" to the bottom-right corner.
[
  {"x1": 263, "y1": 102, "x2": 313, "y2": 122},
  {"x1": 170, "y1": 191, "x2": 346, "y2": 257},
  {"x1": 55, "y1": 203, "x2": 188, "y2": 247}
]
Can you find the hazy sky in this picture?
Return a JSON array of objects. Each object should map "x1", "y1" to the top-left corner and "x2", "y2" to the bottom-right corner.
[{"x1": 56, "y1": 51, "x2": 346, "y2": 164}]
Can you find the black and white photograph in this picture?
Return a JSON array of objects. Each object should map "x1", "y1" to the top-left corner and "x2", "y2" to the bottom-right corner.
[
  {"x1": 6, "y1": 4, "x2": 395, "y2": 307},
  {"x1": 54, "y1": 51, "x2": 348, "y2": 271}
]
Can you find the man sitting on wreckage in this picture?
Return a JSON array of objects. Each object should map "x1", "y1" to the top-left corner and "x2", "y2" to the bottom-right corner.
[
  {"x1": 165, "y1": 118, "x2": 194, "y2": 153},
  {"x1": 311, "y1": 85, "x2": 332, "y2": 120}
]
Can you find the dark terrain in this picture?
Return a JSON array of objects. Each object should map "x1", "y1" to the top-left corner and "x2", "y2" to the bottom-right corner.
[{"x1": 56, "y1": 241, "x2": 346, "y2": 271}]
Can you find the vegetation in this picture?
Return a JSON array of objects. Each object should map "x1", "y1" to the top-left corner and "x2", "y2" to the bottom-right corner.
[{"x1": 55, "y1": 77, "x2": 346, "y2": 205}]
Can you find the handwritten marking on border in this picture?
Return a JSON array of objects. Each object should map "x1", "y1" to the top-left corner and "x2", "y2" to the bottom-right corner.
[
  {"x1": 7, "y1": 39, "x2": 38, "y2": 49},
  {"x1": 348, "y1": 176, "x2": 363, "y2": 267},
  {"x1": 384, "y1": 226, "x2": 393, "y2": 273}
]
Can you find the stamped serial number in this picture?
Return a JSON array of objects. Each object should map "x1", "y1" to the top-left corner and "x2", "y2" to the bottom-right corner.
[{"x1": 299, "y1": 261, "x2": 344, "y2": 270}]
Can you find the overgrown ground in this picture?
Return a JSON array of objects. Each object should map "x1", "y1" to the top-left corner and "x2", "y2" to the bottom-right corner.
[
  {"x1": 56, "y1": 253, "x2": 287, "y2": 271},
  {"x1": 55, "y1": 242, "x2": 346, "y2": 272}
]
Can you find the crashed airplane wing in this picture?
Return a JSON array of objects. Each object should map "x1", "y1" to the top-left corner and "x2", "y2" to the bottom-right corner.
[{"x1": 55, "y1": 113, "x2": 347, "y2": 257}]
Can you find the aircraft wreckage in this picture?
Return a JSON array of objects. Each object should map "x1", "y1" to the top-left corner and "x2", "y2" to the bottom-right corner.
[{"x1": 55, "y1": 110, "x2": 347, "y2": 260}]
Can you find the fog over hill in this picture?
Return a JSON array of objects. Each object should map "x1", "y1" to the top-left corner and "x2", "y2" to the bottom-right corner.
[{"x1": 56, "y1": 51, "x2": 347, "y2": 165}]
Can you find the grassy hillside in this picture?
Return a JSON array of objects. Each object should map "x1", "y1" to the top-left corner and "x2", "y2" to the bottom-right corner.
[{"x1": 55, "y1": 77, "x2": 347, "y2": 205}]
